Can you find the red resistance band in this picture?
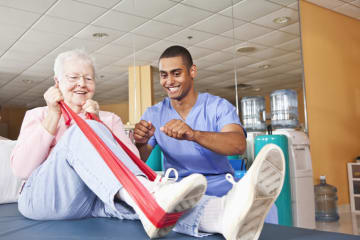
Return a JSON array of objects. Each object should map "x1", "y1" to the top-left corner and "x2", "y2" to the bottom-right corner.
[{"x1": 59, "y1": 101, "x2": 183, "y2": 228}]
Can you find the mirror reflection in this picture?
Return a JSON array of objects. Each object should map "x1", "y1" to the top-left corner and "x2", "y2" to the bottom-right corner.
[{"x1": 0, "y1": 0, "x2": 302, "y2": 114}]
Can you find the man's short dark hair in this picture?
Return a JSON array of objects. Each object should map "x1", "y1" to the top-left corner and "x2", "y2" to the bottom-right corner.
[{"x1": 159, "y1": 45, "x2": 193, "y2": 70}]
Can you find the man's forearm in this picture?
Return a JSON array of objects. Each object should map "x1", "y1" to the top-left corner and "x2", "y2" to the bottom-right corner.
[
  {"x1": 193, "y1": 131, "x2": 246, "y2": 156},
  {"x1": 135, "y1": 143, "x2": 153, "y2": 162}
]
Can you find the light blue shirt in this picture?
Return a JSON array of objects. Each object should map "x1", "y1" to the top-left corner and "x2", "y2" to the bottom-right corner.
[{"x1": 142, "y1": 93, "x2": 244, "y2": 196}]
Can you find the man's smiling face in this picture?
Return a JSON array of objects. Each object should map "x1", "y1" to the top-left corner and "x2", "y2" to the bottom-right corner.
[{"x1": 159, "y1": 56, "x2": 196, "y2": 101}]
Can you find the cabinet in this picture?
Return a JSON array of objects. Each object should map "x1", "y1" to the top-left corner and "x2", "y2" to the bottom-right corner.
[{"x1": 347, "y1": 163, "x2": 360, "y2": 213}]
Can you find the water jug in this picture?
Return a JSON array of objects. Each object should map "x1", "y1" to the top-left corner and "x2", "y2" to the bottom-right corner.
[
  {"x1": 270, "y1": 89, "x2": 299, "y2": 129},
  {"x1": 314, "y1": 176, "x2": 339, "y2": 222},
  {"x1": 241, "y1": 96, "x2": 266, "y2": 132}
]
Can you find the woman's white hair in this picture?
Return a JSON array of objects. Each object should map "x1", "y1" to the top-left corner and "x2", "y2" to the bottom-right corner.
[{"x1": 54, "y1": 49, "x2": 96, "y2": 81}]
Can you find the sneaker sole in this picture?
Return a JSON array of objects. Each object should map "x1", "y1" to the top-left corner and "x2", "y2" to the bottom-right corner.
[
  {"x1": 145, "y1": 174, "x2": 207, "y2": 238},
  {"x1": 224, "y1": 144, "x2": 285, "y2": 240}
]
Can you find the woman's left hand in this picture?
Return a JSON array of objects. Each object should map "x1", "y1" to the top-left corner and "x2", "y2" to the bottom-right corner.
[{"x1": 83, "y1": 99, "x2": 100, "y2": 118}]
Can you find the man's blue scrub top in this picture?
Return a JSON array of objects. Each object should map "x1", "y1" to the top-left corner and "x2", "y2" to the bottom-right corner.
[{"x1": 142, "y1": 93, "x2": 245, "y2": 196}]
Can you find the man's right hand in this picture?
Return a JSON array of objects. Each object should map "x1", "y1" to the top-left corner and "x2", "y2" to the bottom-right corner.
[{"x1": 134, "y1": 120, "x2": 155, "y2": 144}]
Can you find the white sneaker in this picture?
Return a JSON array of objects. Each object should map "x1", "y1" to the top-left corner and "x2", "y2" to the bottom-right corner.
[
  {"x1": 138, "y1": 169, "x2": 207, "y2": 239},
  {"x1": 222, "y1": 144, "x2": 285, "y2": 240}
]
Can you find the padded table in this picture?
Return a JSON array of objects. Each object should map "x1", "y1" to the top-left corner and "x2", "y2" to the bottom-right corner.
[{"x1": 0, "y1": 203, "x2": 359, "y2": 240}]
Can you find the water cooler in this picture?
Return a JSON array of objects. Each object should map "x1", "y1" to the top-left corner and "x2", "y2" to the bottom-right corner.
[
  {"x1": 241, "y1": 96, "x2": 281, "y2": 224},
  {"x1": 270, "y1": 89, "x2": 316, "y2": 229},
  {"x1": 255, "y1": 134, "x2": 292, "y2": 226},
  {"x1": 240, "y1": 96, "x2": 266, "y2": 168}
]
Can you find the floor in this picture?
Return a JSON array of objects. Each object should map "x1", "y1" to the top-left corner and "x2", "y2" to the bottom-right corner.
[{"x1": 314, "y1": 204, "x2": 360, "y2": 236}]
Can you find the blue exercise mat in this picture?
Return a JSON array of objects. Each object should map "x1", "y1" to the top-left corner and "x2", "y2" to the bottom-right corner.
[{"x1": 0, "y1": 203, "x2": 359, "y2": 240}]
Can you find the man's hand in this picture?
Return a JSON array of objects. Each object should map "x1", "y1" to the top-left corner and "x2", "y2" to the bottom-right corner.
[
  {"x1": 82, "y1": 99, "x2": 100, "y2": 118},
  {"x1": 134, "y1": 120, "x2": 155, "y2": 144},
  {"x1": 160, "y1": 119, "x2": 196, "y2": 141}
]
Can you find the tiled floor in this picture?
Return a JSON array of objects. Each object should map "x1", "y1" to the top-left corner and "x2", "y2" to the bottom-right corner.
[{"x1": 314, "y1": 205, "x2": 360, "y2": 236}]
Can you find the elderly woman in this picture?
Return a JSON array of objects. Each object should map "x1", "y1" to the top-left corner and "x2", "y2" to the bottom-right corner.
[{"x1": 10, "y1": 49, "x2": 207, "y2": 238}]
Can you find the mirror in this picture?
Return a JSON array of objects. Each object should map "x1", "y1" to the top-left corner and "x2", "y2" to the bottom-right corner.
[{"x1": 0, "y1": 0, "x2": 302, "y2": 124}]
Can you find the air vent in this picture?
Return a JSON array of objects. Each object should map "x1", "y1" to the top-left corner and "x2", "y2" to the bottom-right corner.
[
  {"x1": 92, "y1": 32, "x2": 109, "y2": 39},
  {"x1": 226, "y1": 83, "x2": 252, "y2": 90},
  {"x1": 237, "y1": 46, "x2": 256, "y2": 53}
]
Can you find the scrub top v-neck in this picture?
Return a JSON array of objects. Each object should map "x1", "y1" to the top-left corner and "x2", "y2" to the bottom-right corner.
[{"x1": 141, "y1": 92, "x2": 244, "y2": 196}]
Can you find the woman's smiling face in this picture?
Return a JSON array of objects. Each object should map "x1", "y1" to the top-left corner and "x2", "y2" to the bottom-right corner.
[{"x1": 57, "y1": 57, "x2": 96, "y2": 111}]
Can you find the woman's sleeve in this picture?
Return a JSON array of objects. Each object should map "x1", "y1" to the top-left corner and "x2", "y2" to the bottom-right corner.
[{"x1": 10, "y1": 109, "x2": 55, "y2": 180}]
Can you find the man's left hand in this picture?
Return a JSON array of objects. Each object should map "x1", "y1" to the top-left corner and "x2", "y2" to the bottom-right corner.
[{"x1": 160, "y1": 119, "x2": 196, "y2": 141}]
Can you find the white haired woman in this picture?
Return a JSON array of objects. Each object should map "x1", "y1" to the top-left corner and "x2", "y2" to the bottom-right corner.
[{"x1": 11, "y1": 49, "x2": 207, "y2": 238}]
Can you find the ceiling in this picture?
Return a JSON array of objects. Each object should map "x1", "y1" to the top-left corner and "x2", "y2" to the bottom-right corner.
[{"x1": 0, "y1": 0, "x2": 358, "y2": 108}]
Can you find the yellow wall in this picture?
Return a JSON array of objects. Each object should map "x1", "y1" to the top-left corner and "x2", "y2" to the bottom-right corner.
[
  {"x1": 100, "y1": 101, "x2": 129, "y2": 124},
  {"x1": 300, "y1": 0, "x2": 360, "y2": 204},
  {"x1": 0, "y1": 107, "x2": 27, "y2": 140}
]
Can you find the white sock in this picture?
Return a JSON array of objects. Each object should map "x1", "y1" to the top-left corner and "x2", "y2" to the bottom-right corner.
[
  {"x1": 117, "y1": 176, "x2": 155, "y2": 209},
  {"x1": 198, "y1": 197, "x2": 224, "y2": 234}
]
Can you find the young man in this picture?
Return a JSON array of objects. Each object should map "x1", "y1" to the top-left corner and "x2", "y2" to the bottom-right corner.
[
  {"x1": 133, "y1": 46, "x2": 283, "y2": 238},
  {"x1": 134, "y1": 45, "x2": 247, "y2": 197}
]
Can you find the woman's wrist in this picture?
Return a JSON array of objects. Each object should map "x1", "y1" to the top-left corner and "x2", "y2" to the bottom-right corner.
[{"x1": 42, "y1": 109, "x2": 61, "y2": 135}]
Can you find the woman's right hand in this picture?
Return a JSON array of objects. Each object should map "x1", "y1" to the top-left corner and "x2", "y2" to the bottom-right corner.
[
  {"x1": 42, "y1": 84, "x2": 64, "y2": 135},
  {"x1": 43, "y1": 84, "x2": 63, "y2": 115}
]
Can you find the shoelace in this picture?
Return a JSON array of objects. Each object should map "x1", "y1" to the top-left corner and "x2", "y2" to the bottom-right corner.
[
  {"x1": 152, "y1": 168, "x2": 179, "y2": 193},
  {"x1": 159, "y1": 168, "x2": 179, "y2": 183},
  {"x1": 225, "y1": 173, "x2": 237, "y2": 185}
]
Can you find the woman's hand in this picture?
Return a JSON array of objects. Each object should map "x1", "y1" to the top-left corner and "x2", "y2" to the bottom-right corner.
[
  {"x1": 83, "y1": 99, "x2": 100, "y2": 118},
  {"x1": 44, "y1": 84, "x2": 63, "y2": 116},
  {"x1": 42, "y1": 84, "x2": 63, "y2": 135}
]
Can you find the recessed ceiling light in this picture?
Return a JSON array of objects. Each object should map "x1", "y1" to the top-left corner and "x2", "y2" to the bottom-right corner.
[
  {"x1": 273, "y1": 16, "x2": 291, "y2": 24},
  {"x1": 259, "y1": 64, "x2": 271, "y2": 69},
  {"x1": 92, "y1": 32, "x2": 109, "y2": 39},
  {"x1": 253, "y1": 88, "x2": 261, "y2": 92},
  {"x1": 237, "y1": 46, "x2": 256, "y2": 53},
  {"x1": 22, "y1": 79, "x2": 33, "y2": 84}
]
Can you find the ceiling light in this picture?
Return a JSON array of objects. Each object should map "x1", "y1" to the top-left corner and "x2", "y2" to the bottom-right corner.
[
  {"x1": 253, "y1": 88, "x2": 261, "y2": 92},
  {"x1": 92, "y1": 32, "x2": 109, "y2": 39},
  {"x1": 237, "y1": 46, "x2": 256, "y2": 53},
  {"x1": 258, "y1": 64, "x2": 271, "y2": 69},
  {"x1": 273, "y1": 16, "x2": 291, "y2": 24}
]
